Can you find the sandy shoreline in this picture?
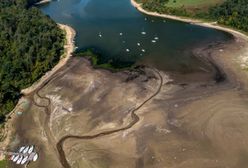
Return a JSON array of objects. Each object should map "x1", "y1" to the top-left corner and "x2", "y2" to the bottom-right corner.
[{"x1": 21, "y1": 24, "x2": 76, "y2": 95}]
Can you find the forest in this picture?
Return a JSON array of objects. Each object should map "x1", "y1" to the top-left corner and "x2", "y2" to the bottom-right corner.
[
  {"x1": 138, "y1": 0, "x2": 248, "y2": 33},
  {"x1": 0, "y1": 0, "x2": 64, "y2": 123},
  {"x1": 208, "y1": 0, "x2": 248, "y2": 32}
]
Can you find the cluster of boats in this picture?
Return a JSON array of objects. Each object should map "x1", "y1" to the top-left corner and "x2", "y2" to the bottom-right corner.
[
  {"x1": 98, "y1": 30, "x2": 159, "y2": 55},
  {"x1": 10, "y1": 145, "x2": 38, "y2": 165}
]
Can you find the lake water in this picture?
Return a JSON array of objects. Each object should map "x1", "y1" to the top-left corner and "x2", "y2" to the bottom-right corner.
[{"x1": 39, "y1": 0, "x2": 232, "y2": 71}]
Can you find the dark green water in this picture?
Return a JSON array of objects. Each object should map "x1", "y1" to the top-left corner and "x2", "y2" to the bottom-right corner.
[{"x1": 40, "y1": 0, "x2": 232, "y2": 71}]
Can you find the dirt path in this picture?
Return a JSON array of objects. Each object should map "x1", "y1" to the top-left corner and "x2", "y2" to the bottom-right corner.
[
  {"x1": 32, "y1": 68, "x2": 163, "y2": 168},
  {"x1": 29, "y1": 60, "x2": 80, "y2": 162}
]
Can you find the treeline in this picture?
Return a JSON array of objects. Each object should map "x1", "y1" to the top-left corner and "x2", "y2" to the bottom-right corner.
[
  {"x1": 138, "y1": 0, "x2": 248, "y2": 33},
  {"x1": 0, "y1": 0, "x2": 64, "y2": 122},
  {"x1": 208, "y1": 0, "x2": 248, "y2": 32},
  {"x1": 139, "y1": 0, "x2": 190, "y2": 17}
]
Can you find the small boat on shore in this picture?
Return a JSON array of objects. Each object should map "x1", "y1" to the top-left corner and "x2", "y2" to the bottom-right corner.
[
  {"x1": 19, "y1": 146, "x2": 25, "y2": 153},
  {"x1": 21, "y1": 156, "x2": 29, "y2": 165},
  {"x1": 10, "y1": 155, "x2": 15, "y2": 161},
  {"x1": 22, "y1": 146, "x2": 29, "y2": 154},
  {"x1": 33, "y1": 153, "x2": 38, "y2": 162},
  {"x1": 13, "y1": 155, "x2": 19, "y2": 162},
  {"x1": 16, "y1": 156, "x2": 23, "y2": 164}
]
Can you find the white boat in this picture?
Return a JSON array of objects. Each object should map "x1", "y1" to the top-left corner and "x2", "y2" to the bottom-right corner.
[
  {"x1": 154, "y1": 37, "x2": 159, "y2": 40},
  {"x1": 33, "y1": 153, "x2": 38, "y2": 162},
  {"x1": 119, "y1": 33, "x2": 123, "y2": 36},
  {"x1": 22, "y1": 146, "x2": 29, "y2": 154},
  {"x1": 137, "y1": 43, "x2": 141, "y2": 46},
  {"x1": 21, "y1": 156, "x2": 29, "y2": 165},
  {"x1": 141, "y1": 49, "x2": 146, "y2": 52},
  {"x1": 16, "y1": 156, "x2": 23, "y2": 164},
  {"x1": 141, "y1": 32, "x2": 146, "y2": 35},
  {"x1": 10, "y1": 155, "x2": 15, "y2": 161},
  {"x1": 28, "y1": 145, "x2": 34, "y2": 154},
  {"x1": 151, "y1": 40, "x2": 156, "y2": 43},
  {"x1": 98, "y1": 33, "x2": 102, "y2": 38},
  {"x1": 13, "y1": 155, "x2": 19, "y2": 162},
  {"x1": 19, "y1": 146, "x2": 25, "y2": 153},
  {"x1": 126, "y1": 49, "x2": 130, "y2": 52}
]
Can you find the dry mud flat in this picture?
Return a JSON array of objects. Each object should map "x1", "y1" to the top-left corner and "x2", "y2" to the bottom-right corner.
[
  {"x1": 9, "y1": 38, "x2": 248, "y2": 168},
  {"x1": 11, "y1": 57, "x2": 168, "y2": 167}
]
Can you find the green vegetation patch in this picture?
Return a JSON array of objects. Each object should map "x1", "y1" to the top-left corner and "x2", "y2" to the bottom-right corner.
[
  {"x1": 165, "y1": 0, "x2": 224, "y2": 8},
  {"x1": 0, "y1": 0, "x2": 64, "y2": 121},
  {"x1": 208, "y1": 0, "x2": 248, "y2": 32},
  {"x1": 0, "y1": 159, "x2": 8, "y2": 168},
  {"x1": 74, "y1": 49, "x2": 135, "y2": 71}
]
